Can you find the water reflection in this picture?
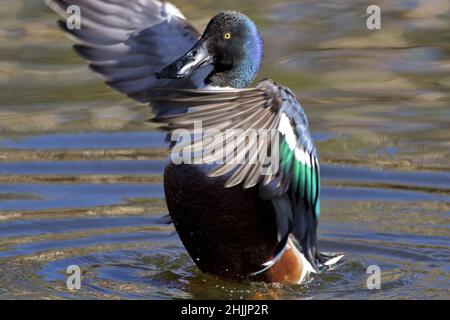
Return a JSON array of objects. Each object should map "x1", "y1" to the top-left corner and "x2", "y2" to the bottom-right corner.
[{"x1": 0, "y1": 0, "x2": 448, "y2": 299}]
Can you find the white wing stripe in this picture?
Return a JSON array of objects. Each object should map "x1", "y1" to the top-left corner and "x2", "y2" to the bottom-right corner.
[
  {"x1": 279, "y1": 113, "x2": 312, "y2": 168},
  {"x1": 279, "y1": 113, "x2": 297, "y2": 149}
]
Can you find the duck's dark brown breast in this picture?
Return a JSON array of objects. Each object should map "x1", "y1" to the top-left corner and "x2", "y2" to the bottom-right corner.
[{"x1": 164, "y1": 162, "x2": 282, "y2": 281}]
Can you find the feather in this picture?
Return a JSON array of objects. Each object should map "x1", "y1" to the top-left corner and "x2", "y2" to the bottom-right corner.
[
  {"x1": 46, "y1": 0, "x2": 207, "y2": 108},
  {"x1": 153, "y1": 79, "x2": 323, "y2": 271}
]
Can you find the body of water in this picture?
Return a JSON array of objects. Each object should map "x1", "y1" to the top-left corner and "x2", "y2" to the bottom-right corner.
[{"x1": 0, "y1": 0, "x2": 448, "y2": 299}]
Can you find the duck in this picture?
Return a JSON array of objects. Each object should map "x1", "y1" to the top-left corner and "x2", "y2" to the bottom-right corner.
[{"x1": 46, "y1": 0, "x2": 343, "y2": 284}]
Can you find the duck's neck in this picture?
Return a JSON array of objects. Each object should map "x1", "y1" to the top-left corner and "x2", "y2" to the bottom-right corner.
[
  {"x1": 205, "y1": 64, "x2": 255, "y2": 89},
  {"x1": 205, "y1": 43, "x2": 263, "y2": 89}
]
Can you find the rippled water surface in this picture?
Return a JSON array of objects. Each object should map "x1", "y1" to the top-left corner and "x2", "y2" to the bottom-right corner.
[{"x1": 0, "y1": 0, "x2": 449, "y2": 299}]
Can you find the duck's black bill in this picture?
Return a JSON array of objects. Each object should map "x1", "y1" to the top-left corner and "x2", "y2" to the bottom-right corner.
[{"x1": 155, "y1": 41, "x2": 213, "y2": 79}]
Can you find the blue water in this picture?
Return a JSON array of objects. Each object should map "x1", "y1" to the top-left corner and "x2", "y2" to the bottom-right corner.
[{"x1": 0, "y1": 0, "x2": 449, "y2": 300}]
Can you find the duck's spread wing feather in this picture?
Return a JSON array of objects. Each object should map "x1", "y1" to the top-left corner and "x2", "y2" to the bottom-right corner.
[
  {"x1": 46, "y1": 0, "x2": 209, "y2": 106},
  {"x1": 153, "y1": 79, "x2": 323, "y2": 270}
]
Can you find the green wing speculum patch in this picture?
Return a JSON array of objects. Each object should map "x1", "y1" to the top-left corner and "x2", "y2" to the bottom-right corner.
[
  {"x1": 279, "y1": 115, "x2": 320, "y2": 219},
  {"x1": 278, "y1": 107, "x2": 322, "y2": 270}
]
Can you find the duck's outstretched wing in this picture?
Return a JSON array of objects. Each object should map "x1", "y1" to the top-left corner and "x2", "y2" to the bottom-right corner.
[
  {"x1": 152, "y1": 79, "x2": 323, "y2": 270},
  {"x1": 45, "y1": 0, "x2": 209, "y2": 109}
]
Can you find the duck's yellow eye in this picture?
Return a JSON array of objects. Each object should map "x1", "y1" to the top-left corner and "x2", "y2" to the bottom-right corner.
[{"x1": 224, "y1": 32, "x2": 232, "y2": 40}]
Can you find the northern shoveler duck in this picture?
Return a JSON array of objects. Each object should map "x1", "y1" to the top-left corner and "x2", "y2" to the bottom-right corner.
[{"x1": 47, "y1": 0, "x2": 343, "y2": 284}]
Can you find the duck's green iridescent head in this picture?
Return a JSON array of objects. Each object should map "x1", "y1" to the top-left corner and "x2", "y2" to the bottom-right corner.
[{"x1": 156, "y1": 11, "x2": 264, "y2": 88}]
